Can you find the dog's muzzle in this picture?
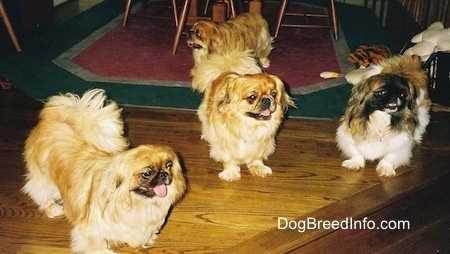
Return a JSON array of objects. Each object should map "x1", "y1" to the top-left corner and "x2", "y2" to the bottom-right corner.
[
  {"x1": 132, "y1": 171, "x2": 171, "y2": 198},
  {"x1": 187, "y1": 30, "x2": 203, "y2": 49},
  {"x1": 384, "y1": 97, "x2": 403, "y2": 113},
  {"x1": 385, "y1": 103, "x2": 398, "y2": 111},
  {"x1": 246, "y1": 98, "x2": 275, "y2": 120},
  {"x1": 187, "y1": 39, "x2": 202, "y2": 49}
]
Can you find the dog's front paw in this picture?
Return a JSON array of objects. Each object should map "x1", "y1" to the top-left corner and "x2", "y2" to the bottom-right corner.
[
  {"x1": 142, "y1": 233, "x2": 158, "y2": 248},
  {"x1": 44, "y1": 199, "x2": 64, "y2": 218},
  {"x1": 342, "y1": 156, "x2": 365, "y2": 171},
  {"x1": 376, "y1": 160, "x2": 396, "y2": 177},
  {"x1": 248, "y1": 162, "x2": 272, "y2": 177},
  {"x1": 219, "y1": 164, "x2": 241, "y2": 182}
]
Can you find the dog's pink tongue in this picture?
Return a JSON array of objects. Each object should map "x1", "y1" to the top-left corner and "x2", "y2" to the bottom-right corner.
[
  {"x1": 260, "y1": 109, "x2": 272, "y2": 117},
  {"x1": 154, "y1": 185, "x2": 167, "y2": 198}
]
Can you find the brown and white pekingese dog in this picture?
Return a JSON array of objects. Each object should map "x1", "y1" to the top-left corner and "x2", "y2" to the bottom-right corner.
[
  {"x1": 336, "y1": 55, "x2": 431, "y2": 177},
  {"x1": 198, "y1": 72, "x2": 295, "y2": 181},
  {"x1": 22, "y1": 89, "x2": 186, "y2": 253},
  {"x1": 187, "y1": 12, "x2": 273, "y2": 68}
]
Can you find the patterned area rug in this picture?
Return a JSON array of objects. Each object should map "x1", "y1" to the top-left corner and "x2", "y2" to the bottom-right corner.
[{"x1": 53, "y1": 2, "x2": 353, "y2": 95}]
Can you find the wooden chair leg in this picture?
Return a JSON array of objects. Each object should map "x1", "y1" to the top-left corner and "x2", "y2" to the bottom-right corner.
[
  {"x1": 172, "y1": 0, "x2": 191, "y2": 54},
  {"x1": 229, "y1": 0, "x2": 236, "y2": 17},
  {"x1": 274, "y1": 0, "x2": 338, "y2": 40},
  {"x1": 122, "y1": 0, "x2": 132, "y2": 27},
  {"x1": 0, "y1": 0, "x2": 22, "y2": 52},
  {"x1": 328, "y1": 0, "x2": 339, "y2": 40},
  {"x1": 172, "y1": 0, "x2": 179, "y2": 27},
  {"x1": 203, "y1": 0, "x2": 210, "y2": 15},
  {"x1": 274, "y1": 0, "x2": 288, "y2": 38}
]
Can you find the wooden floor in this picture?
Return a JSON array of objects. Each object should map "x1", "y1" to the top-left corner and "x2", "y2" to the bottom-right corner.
[{"x1": 1, "y1": 85, "x2": 449, "y2": 253}]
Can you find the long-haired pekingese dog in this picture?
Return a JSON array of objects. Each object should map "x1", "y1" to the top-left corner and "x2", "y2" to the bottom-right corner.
[
  {"x1": 22, "y1": 89, "x2": 186, "y2": 253},
  {"x1": 198, "y1": 72, "x2": 295, "y2": 181},
  {"x1": 187, "y1": 12, "x2": 273, "y2": 68},
  {"x1": 336, "y1": 55, "x2": 431, "y2": 177}
]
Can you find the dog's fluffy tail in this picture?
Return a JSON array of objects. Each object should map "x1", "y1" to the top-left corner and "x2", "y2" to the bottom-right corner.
[
  {"x1": 191, "y1": 51, "x2": 263, "y2": 93},
  {"x1": 40, "y1": 89, "x2": 129, "y2": 154}
]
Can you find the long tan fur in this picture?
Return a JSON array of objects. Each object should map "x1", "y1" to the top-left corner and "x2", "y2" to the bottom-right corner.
[
  {"x1": 187, "y1": 12, "x2": 273, "y2": 68},
  {"x1": 198, "y1": 72, "x2": 295, "y2": 182},
  {"x1": 22, "y1": 89, "x2": 186, "y2": 253}
]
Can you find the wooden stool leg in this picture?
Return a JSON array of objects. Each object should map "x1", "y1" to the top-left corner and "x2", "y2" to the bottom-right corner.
[
  {"x1": 0, "y1": 0, "x2": 21, "y2": 52},
  {"x1": 274, "y1": 0, "x2": 288, "y2": 38},
  {"x1": 205, "y1": 0, "x2": 237, "y2": 18},
  {"x1": 212, "y1": 1, "x2": 227, "y2": 22},
  {"x1": 172, "y1": 0, "x2": 179, "y2": 27},
  {"x1": 328, "y1": 0, "x2": 338, "y2": 40},
  {"x1": 203, "y1": 0, "x2": 210, "y2": 15},
  {"x1": 122, "y1": 0, "x2": 132, "y2": 27},
  {"x1": 226, "y1": 0, "x2": 236, "y2": 17},
  {"x1": 172, "y1": 0, "x2": 191, "y2": 54},
  {"x1": 230, "y1": 0, "x2": 236, "y2": 17},
  {"x1": 248, "y1": 0, "x2": 262, "y2": 14}
]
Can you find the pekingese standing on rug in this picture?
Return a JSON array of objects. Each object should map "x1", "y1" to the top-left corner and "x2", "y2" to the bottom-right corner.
[
  {"x1": 198, "y1": 72, "x2": 295, "y2": 181},
  {"x1": 22, "y1": 89, "x2": 186, "y2": 253},
  {"x1": 336, "y1": 55, "x2": 431, "y2": 177},
  {"x1": 187, "y1": 12, "x2": 273, "y2": 68}
]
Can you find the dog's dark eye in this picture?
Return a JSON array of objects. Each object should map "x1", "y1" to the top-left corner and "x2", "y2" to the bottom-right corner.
[
  {"x1": 247, "y1": 94, "x2": 257, "y2": 104},
  {"x1": 375, "y1": 89, "x2": 387, "y2": 97},
  {"x1": 271, "y1": 90, "x2": 278, "y2": 98},
  {"x1": 196, "y1": 31, "x2": 202, "y2": 39},
  {"x1": 141, "y1": 171, "x2": 153, "y2": 179},
  {"x1": 165, "y1": 160, "x2": 173, "y2": 170},
  {"x1": 141, "y1": 167, "x2": 155, "y2": 180},
  {"x1": 399, "y1": 92, "x2": 405, "y2": 98}
]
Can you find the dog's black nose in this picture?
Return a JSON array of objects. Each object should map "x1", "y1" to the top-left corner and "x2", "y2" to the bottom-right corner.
[
  {"x1": 262, "y1": 98, "x2": 271, "y2": 107},
  {"x1": 157, "y1": 172, "x2": 168, "y2": 181}
]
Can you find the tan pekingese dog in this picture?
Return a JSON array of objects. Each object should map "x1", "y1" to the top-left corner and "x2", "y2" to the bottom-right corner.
[
  {"x1": 22, "y1": 89, "x2": 186, "y2": 253},
  {"x1": 336, "y1": 55, "x2": 431, "y2": 177},
  {"x1": 187, "y1": 12, "x2": 273, "y2": 68},
  {"x1": 198, "y1": 72, "x2": 295, "y2": 181}
]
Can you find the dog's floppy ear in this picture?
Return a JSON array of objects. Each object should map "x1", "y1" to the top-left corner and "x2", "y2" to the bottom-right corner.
[
  {"x1": 402, "y1": 67, "x2": 428, "y2": 111},
  {"x1": 211, "y1": 72, "x2": 240, "y2": 107},
  {"x1": 347, "y1": 77, "x2": 379, "y2": 115},
  {"x1": 95, "y1": 151, "x2": 133, "y2": 213},
  {"x1": 203, "y1": 22, "x2": 221, "y2": 53},
  {"x1": 343, "y1": 76, "x2": 376, "y2": 128},
  {"x1": 349, "y1": 77, "x2": 375, "y2": 107},
  {"x1": 403, "y1": 80, "x2": 417, "y2": 111},
  {"x1": 270, "y1": 74, "x2": 296, "y2": 109}
]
